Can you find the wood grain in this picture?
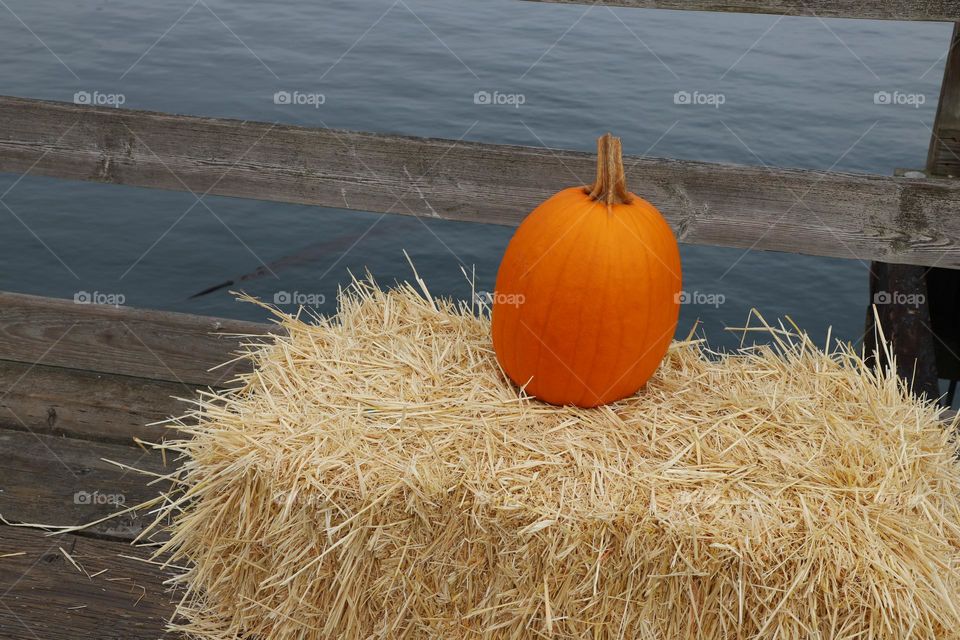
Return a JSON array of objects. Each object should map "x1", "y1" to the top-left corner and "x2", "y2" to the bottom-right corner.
[
  {"x1": 522, "y1": 0, "x2": 960, "y2": 21},
  {"x1": 0, "y1": 526, "x2": 172, "y2": 639},
  {"x1": 0, "y1": 290, "x2": 273, "y2": 386},
  {"x1": 0, "y1": 429, "x2": 168, "y2": 540},
  {"x1": 0, "y1": 361, "x2": 189, "y2": 444},
  {"x1": 928, "y1": 23, "x2": 960, "y2": 177},
  {"x1": 4, "y1": 96, "x2": 960, "y2": 267}
]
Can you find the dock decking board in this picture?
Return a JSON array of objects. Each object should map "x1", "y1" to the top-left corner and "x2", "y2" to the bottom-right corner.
[
  {"x1": 0, "y1": 360, "x2": 189, "y2": 444},
  {"x1": 0, "y1": 296, "x2": 250, "y2": 636},
  {"x1": 0, "y1": 429, "x2": 168, "y2": 540},
  {"x1": 0, "y1": 291, "x2": 272, "y2": 387},
  {"x1": 0, "y1": 526, "x2": 173, "y2": 639}
]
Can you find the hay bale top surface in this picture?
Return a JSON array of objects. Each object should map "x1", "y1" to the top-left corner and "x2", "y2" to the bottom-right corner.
[{"x1": 158, "y1": 279, "x2": 960, "y2": 639}]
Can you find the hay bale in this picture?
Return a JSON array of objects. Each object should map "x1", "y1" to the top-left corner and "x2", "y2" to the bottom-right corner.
[{"x1": 152, "y1": 278, "x2": 960, "y2": 639}]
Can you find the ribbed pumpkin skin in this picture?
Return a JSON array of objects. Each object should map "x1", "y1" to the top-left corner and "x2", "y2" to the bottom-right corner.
[{"x1": 491, "y1": 187, "x2": 681, "y2": 407}]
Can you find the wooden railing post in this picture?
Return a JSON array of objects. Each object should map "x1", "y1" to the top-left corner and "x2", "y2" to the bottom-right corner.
[
  {"x1": 927, "y1": 23, "x2": 960, "y2": 174},
  {"x1": 866, "y1": 23, "x2": 960, "y2": 403}
]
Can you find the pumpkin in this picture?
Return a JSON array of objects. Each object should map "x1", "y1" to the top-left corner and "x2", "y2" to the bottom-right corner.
[{"x1": 491, "y1": 133, "x2": 682, "y2": 407}]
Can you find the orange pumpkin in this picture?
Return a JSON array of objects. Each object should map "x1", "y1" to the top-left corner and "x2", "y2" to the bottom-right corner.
[{"x1": 491, "y1": 133, "x2": 682, "y2": 407}]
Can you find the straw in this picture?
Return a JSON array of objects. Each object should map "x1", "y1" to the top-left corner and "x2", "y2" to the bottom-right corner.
[{"x1": 148, "y1": 276, "x2": 960, "y2": 639}]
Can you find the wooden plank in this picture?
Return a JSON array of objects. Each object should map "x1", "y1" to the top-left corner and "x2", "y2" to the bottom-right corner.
[
  {"x1": 0, "y1": 291, "x2": 272, "y2": 386},
  {"x1": 0, "y1": 429, "x2": 168, "y2": 540},
  {"x1": 4, "y1": 96, "x2": 960, "y2": 268},
  {"x1": 522, "y1": 0, "x2": 960, "y2": 21},
  {"x1": 928, "y1": 24, "x2": 960, "y2": 177},
  {"x1": 0, "y1": 526, "x2": 172, "y2": 639},
  {"x1": 0, "y1": 361, "x2": 188, "y2": 444}
]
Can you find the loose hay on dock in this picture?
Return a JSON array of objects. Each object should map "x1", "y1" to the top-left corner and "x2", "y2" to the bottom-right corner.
[{"x1": 150, "y1": 278, "x2": 960, "y2": 639}]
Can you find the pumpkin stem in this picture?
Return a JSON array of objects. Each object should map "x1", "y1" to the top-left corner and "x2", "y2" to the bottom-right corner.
[{"x1": 586, "y1": 133, "x2": 632, "y2": 208}]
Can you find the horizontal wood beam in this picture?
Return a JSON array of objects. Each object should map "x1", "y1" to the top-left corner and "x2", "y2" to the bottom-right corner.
[
  {"x1": 523, "y1": 0, "x2": 960, "y2": 21},
  {"x1": 0, "y1": 428, "x2": 167, "y2": 539},
  {"x1": 3, "y1": 96, "x2": 960, "y2": 267},
  {"x1": 0, "y1": 290, "x2": 273, "y2": 386},
  {"x1": 0, "y1": 526, "x2": 171, "y2": 638},
  {"x1": 0, "y1": 361, "x2": 191, "y2": 444}
]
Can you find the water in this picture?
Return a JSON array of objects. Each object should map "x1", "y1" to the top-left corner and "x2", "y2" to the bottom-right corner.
[{"x1": 0, "y1": 0, "x2": 951, "y2": 349}]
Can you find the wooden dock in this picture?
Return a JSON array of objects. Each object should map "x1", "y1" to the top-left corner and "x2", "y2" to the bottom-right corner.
[
  {"x1": 1, "y1": 0, "x2": 960, "y2": 636},
  {"x1": 0, "y1": 294, "x2": 272, "y2": 637}
]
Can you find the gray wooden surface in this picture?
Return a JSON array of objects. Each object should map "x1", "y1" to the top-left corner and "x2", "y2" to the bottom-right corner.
[
  {"x1": 3, "y1": 96, "x2": 960, "y2": 268},
  {"x1": 523, "y1": 0, "x2": 960, "y2": 21},
  {"x1": 0, "y1": 526, "x2": 171, "y2": 639},
  {"x1": 0, "y1": 290, "x2": 273, "y2": 387},
  {"x1": 0, "y1": 429, "x2": 167, "y2": 539},
  {"x1": 0, "y1": 361, "x2": 189, "y2": 444}
]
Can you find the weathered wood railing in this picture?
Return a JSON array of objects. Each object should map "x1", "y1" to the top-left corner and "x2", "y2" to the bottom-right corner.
[
  {"x1": 3, "y1": 95, "x2": 960, "y2": 267},
  {"x1": 527, "y1": 0, "x2": 960, "y2": 20},
  {"x1": 1, "y1": 3, "x2": 959, "y2": 638}
]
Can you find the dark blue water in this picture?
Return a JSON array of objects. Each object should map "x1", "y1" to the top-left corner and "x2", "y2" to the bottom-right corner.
[{"x1": 0, "y1": 0, "x2": 951, "y2": 348}]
